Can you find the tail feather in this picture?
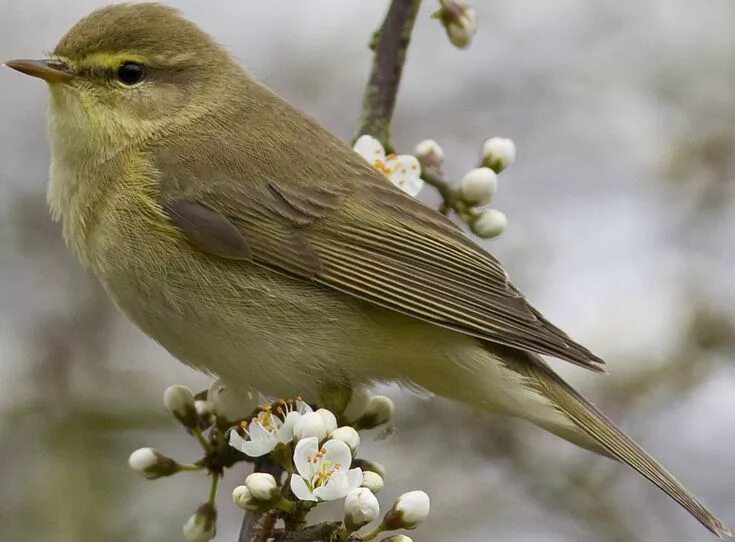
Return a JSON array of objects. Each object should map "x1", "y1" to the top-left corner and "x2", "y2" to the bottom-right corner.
[{"x1": 524, "y1": 357, "x2": 731, "y2": 539}]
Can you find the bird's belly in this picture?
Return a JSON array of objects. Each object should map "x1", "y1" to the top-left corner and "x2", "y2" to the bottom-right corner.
[{"x1": 96, "y1": 240, "x2": 454, "y2": 399}]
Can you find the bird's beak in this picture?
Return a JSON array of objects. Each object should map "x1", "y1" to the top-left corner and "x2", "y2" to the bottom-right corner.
[{"x1": 5, "y1": 58, "x2": 73, "y2": 83}]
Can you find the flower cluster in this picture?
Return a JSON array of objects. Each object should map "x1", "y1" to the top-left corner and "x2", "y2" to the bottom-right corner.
[{"x1": 128, "y1": 383, "x2": 429, "y2": 541}]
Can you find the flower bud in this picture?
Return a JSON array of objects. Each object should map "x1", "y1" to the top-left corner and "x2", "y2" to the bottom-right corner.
[
  {"x1": 128, "y1": 447, "x2": 178, "y2": 479},
  {"x1": 182, "y1": 503, "x2": 217, "y2": 542},
  {"x1": 245, "y1": 472, "x2": 279, "y2": 501},
  {"x1": 330, "y1": 426, "x2": 361, "y2": 456},
  {"x1": 293, "y1": 411, "x2": 328, "y2": 441},
  {"x1": 380, "y1": 536, "x2": 414, "y2": 542},
  {"x1": 459, "y1": 167, "x2": 497, "y2": 207},
  {"x1": 351, "y1": 458, "x2": 386, "y2": 480},
  {"x1": 437, "y1": 1, "x2": 477, "y2": 49},
  {"x1": 208, "y1": 379, "x2": 258, "y2": 421},
  {"x1": 413, "y1": 139, "x2": 445, "y2": 170},
  {"x1": 482, "y1": 137, "x2": 516, "y2": 173},
  {"x1": 344, "y1": 387, "x2": 373, "y2": 423},
  {"x1": 361, "y1": 470, "x2": 384, "y2": 494},
  {"x1": 472, "y1": 208, "x2": 507, "y2": 239},
  {"x1": 344, "y1": 487, "x2": 380, "y2": 532},
  {"x1": 232, "y1": 485, "x2": 260, "y2": 511},
  {"x1": 354, "y1": 395, "x2": 394, "y2": 430},
  {"x1": 163, "y1": 385, "x2": 198, "y2": 428},
  {"x1": 382, "y1": 490, "x2": 430, "y2": 530},
  {"x1": 316, "y1": 408, "x2": 339, "y2": 434}
]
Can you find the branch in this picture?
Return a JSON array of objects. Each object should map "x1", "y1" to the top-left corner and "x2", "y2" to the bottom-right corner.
[{"x1": 355, "y1": 0, "x2": 423, "y2": 152}]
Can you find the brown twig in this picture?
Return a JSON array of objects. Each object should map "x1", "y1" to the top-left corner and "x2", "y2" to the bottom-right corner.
[{"x1": 355, "y1": 0, "x2": 423, "y2": 152}]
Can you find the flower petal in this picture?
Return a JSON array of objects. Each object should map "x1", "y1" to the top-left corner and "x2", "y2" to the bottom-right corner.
[
  {"x1": 241, "y1": 438, "x2": 277, "y2": 457},
  {"x1": 320, "y1": 438, "x2": 352, "y2": 471},
  {"x1": 387, "y1": 154, "x2": 423, "y2": 196},
  {"x1": 295, "y1": 400, "x2": 313, "y2": 415},
  {"x1": 353, "y1": 135, "x2": 386, "y2": 163},
  {"x1": 290, "y1": 474, "x2": 317, "y2": 502},
  {"x1": 313, "y1": 471, "x2": 350, "y2": 501},
  {"x1": 344, "y1": 468, "x2": 364, "y2": 493},
  {"x1": 277, "y1": 411, "x2": 301, "y2": 443},
  {"x1": 293, "y1": 436, "x2": 319, "y2": 478}
]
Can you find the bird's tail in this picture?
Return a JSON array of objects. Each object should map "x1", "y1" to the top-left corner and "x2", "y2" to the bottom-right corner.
[{"x1": 516, "y1": 353, "x2": 731, "y2": 539}]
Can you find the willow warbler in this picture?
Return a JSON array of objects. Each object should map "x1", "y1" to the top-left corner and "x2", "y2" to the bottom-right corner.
[{"x1": 6, "y1": 4, "x2": 730, "y2": 537}]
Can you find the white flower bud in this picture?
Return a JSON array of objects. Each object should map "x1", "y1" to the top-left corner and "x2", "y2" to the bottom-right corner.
[
  {"x1": 128, "y1": 447, "x2": 178, "y2": 479},
  {"x1": 329, "y1": 426, "x2": 361, "y2": 456},
  {"x1": 293, "y1": 411, "x2": 328, "y2": 441},
  {"x1": 380, "y1": 536, "x2": 414, "y2": 542},
  {"x1": 245, "y1": 472, "x2": 279, "y2": 501},
  {"x1": 413, "y1": 139, "x2": 445, "y2": 170},
  {"x1": 344, "y1": 387, "x2": 373, "y2": 423},
  {"x1": 344, "y1": 487, "x2": 380, "y2": 532},
  {"x1": 472, "y1": 208, "x2": 507, "y2": 239},
  {"x1": 232, "y1": 485, "x2": 260, "y2": 511},
  {"x1": 208, "y1": 379, "x2": 258, "y2": 421},
  {"x1": 366, "y1": 395, "x2": 394, "y2": 424},
  {"x1": 361, "y1": 470, "x2": 384, "y2": 494},
  {"x1": 383, "y1": 490, "x2": 430, "y2": 530},
  {"x1": 316, "y1": 408, "x2": 339, "y2": 434},
  {"x1": 163, "y1": 385, "x2": 197, "y2": 427},
  {"x1": 439, "y1": 2, "x2": 477, "y2": 49},
  {"x1": 195, "y1": 398, "x2": 212, "y2": 418},
  {"x1": 128, "y1": 447, "x2": 158, "y2": 472},
  {"x1": 482, "y1": 137, "x2": 516, "y2": 173},
  {"x1": 459, "y1": 167, "x2": 498, "y2": 207},
  {"x1": 182, "y1": 503, "x2": 217, "y2": 542}
]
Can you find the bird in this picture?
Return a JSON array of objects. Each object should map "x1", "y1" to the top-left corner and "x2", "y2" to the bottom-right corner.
[{"x1": 5, "y1": 3, "x2": 730, "y2": 538}]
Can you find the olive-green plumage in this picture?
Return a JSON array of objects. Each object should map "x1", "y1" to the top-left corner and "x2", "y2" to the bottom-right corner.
[{"x1": 7, "y1": 3, "x2": 730, "y2": 538}]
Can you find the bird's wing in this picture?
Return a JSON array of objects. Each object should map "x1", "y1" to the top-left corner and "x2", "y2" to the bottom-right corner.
[{"x1": 160, "y1": 174, "x2": 604, "y2": 371}]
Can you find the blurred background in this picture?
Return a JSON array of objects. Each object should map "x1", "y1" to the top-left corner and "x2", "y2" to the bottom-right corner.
[{"x1": 1, "y1": 1, "x2": 734, "y2": 541}]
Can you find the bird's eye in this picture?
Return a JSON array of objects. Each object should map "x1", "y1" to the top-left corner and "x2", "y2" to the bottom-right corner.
[{"x1": 116, "y1": 62, "x2": 146, "y2": 85}]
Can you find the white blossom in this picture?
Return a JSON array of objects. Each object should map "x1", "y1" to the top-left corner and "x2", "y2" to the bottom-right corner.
[
  {"x1": 354, "y1": 135, "x2": 424, "y2": 196},
  {"x1": 229, "y1": 399, "x2": 312, "y2": 457},
  {"x1": 317, "y1": 408, "x2": 339, "y2": 434},
  {"x1": 361, "y1": 470, "x2": 385, "y2": 494},
  {"x1": 293, "y1": 411, "x2": 329, "y2": 442},
  {"x1": 245, "y1": 472, "x2": 279, "y2": 501},
  {"x1": 232, "y1": 485, "x2": 259, "y2": 511},
  {"x1": 344, "y1": 487, "x2": 380, "y2": 531},
  {"x1": 459, "y1": 167, "x2": 498, "y2": 207},
  {"x1": 482, "y1": 137, "x2": 516, "y2": 172},
  {"x1": 290, "y1": 437, "x2": 363, "y2": 502},
  {"x1": 208, "y1": 379, "x2": 258, "y2": 421},
  {"x1": 472, "y1": 208, "x2": 507, "y2": 239},
  {"x1": 413, "y1": 139, "x2": 445, "y2": 170},
  {"x1": 330, "y1": 426, "x2": 361, "y2": 456},
  {"x1": 182, "y1": 503, "x2": 217, "y2": 542},
  {"x1": 384, "y1": 490, "x2": 431, "y2": 530}
]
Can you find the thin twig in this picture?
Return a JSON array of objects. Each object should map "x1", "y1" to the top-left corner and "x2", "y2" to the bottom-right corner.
[{"x1": 355, "y1": 0, "x2": 423, "y2": 152}]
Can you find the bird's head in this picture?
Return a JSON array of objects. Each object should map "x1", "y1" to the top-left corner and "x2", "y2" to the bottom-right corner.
[{"x1": 6, "y1": 3, "x2": 238, "y2": 154}]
